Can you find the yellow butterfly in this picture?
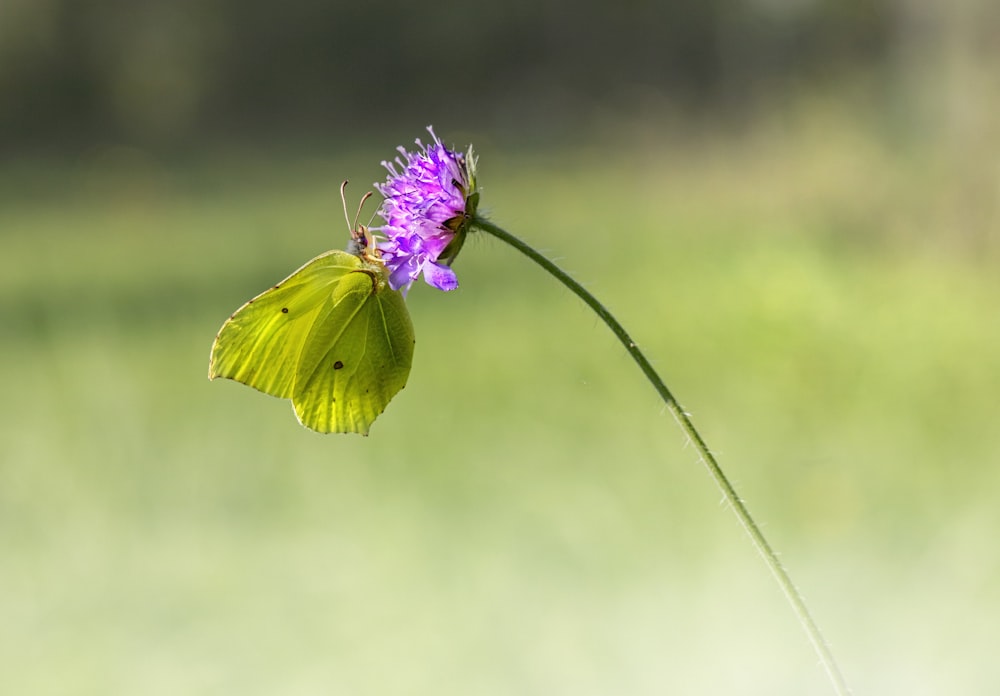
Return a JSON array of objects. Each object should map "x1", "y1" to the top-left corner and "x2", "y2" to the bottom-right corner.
[{"x1": 209, "y1": 185, "x2": 414, "y2": 434}]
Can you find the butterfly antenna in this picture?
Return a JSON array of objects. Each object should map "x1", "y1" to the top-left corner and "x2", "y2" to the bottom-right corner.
[
  {"x1": 340, "y1": 180, "x2": 354, "y2": 238},
  {"x1": 353, "y1": 191, "x2": 373, "y2": 235}
]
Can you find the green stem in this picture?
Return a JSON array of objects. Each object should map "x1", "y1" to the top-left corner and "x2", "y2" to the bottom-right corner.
[{"x1": 472, "y1": 216, "x2": 851, "y2": 696}]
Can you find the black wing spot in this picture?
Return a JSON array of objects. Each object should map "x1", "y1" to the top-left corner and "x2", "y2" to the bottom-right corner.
[
  {"x1": 334, "y1": 360, "x2": 344, "y2": 370},
  {"x1": 281, "y1": 307, "x2": 289, "y2": 314}
]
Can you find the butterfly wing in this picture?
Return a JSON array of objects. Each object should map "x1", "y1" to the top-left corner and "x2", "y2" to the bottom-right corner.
[
  {"x1": 292, "y1": 266, "x2": 415, "y2": 434},
  {"x1": 209, "y1": 249, "x2": 414, "y2": 435},
  {"x1": 209, "y1": 250, "x2": 362, "y2": 399}
]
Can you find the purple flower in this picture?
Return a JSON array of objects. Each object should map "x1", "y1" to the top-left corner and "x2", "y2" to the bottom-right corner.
[{"x1": 374, "y1": 126, "x2": 478, "y2": 294}]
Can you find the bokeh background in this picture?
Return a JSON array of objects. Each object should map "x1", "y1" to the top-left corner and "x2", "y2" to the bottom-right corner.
[{"x1": 3, "y1": 1, "x2": 999, "y2": 693}]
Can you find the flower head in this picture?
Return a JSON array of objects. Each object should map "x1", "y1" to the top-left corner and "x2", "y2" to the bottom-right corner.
[{"x1": 374, "y1": 126, "x2": 478, "y2": 293}]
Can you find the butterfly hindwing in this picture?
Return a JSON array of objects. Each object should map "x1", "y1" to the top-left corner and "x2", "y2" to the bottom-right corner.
[{"x1": 293, "y1": 267, "x2": 414, "y2": 434}]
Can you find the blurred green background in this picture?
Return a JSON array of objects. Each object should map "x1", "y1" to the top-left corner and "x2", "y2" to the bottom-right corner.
[{"x1": 2, "y1": 1, "x2": 999, "y2": 694}]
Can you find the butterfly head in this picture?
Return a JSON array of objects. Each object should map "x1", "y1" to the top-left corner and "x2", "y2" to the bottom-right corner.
[{"x1": 340, "y1": 180, "x2": 382, "y2": 263}]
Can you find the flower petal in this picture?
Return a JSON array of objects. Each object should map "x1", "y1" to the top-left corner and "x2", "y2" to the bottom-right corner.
[
  {"x1": 422, "y1": 262, "x2": 458, "y2": 292},
  {"x1": 373, "y1": 127, "x2": 477, "y2": 293}
]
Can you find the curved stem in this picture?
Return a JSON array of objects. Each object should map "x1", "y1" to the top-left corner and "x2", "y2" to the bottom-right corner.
[{"x1": 472, "y1": 216, "x2": 851, "y2": 696}]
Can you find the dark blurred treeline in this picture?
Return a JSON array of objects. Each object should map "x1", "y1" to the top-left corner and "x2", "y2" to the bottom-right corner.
[{"x1": 0, "y1": 0, "x2": 996, "y2": 153}]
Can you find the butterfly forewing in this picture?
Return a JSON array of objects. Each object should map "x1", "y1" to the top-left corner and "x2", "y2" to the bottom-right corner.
[{"x1": 209, "y1": 251, "x2": 361, "y2": 398}]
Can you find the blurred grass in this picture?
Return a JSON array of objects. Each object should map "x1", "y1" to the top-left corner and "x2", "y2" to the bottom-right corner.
[{"x1": 2, "y1": 112, "x2": 999, "y2": 695}]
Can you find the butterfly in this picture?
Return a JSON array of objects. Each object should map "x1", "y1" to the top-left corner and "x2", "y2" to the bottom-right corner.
[{"x1": 209, "y1": 184, "x2": 415, "y2": 434}]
